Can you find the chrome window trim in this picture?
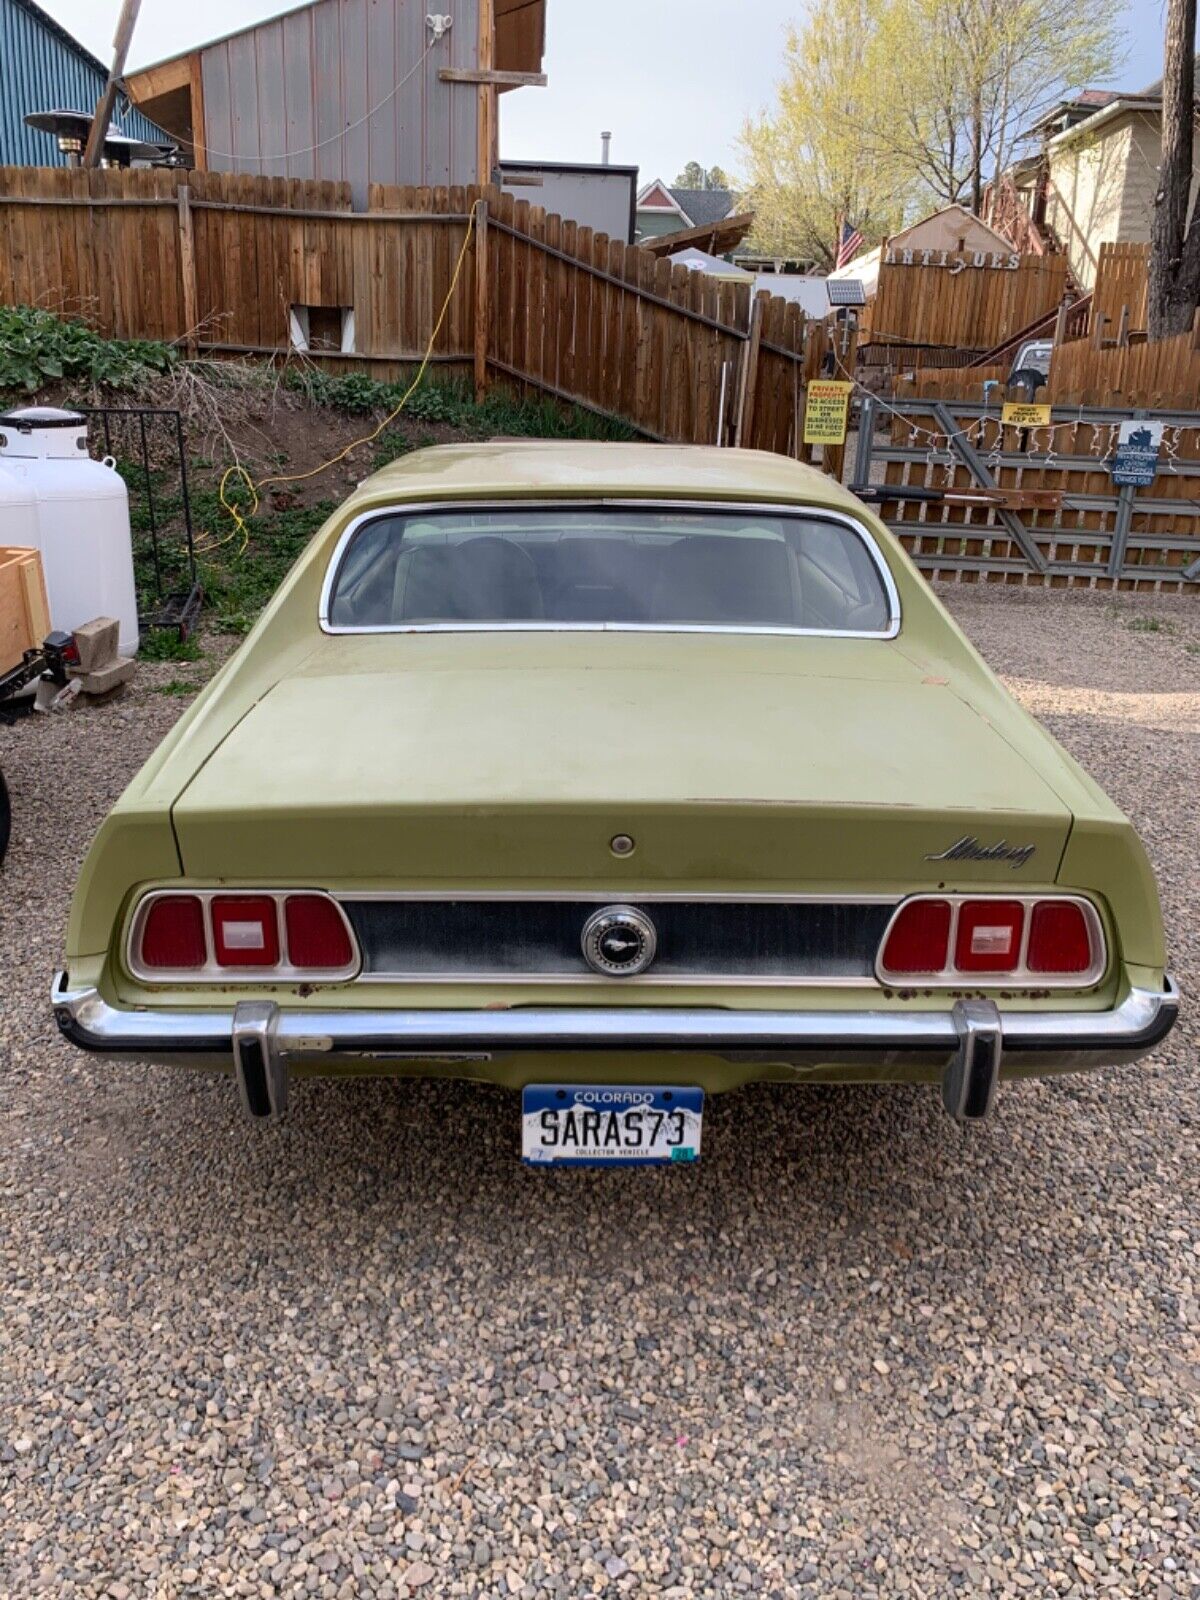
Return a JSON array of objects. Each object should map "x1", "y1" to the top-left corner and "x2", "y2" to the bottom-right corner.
[
  {"x1": 126, "y1": 890, "x2": 362, "y2": 986},
  {"x1": 875, "y1": 894, "x2": 1108, "y2": 991},
  {"x1": 317, "y1": 499, "x2": 902, "y2": 640}
]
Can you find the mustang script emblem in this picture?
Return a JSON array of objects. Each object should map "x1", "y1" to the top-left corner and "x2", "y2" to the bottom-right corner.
[{"x1": 926, "y1": 836, "x2": 1036, "y2": 870}]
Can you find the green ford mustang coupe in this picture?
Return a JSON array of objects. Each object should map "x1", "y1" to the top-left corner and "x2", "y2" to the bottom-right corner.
[{"x1": 55, "y1": 443, "x2": 1177, "y2": 1161}]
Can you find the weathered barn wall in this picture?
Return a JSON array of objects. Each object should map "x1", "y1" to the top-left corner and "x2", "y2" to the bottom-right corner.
[{"x1": 198, "y1": 0, "x2": 482, "y2": 207}]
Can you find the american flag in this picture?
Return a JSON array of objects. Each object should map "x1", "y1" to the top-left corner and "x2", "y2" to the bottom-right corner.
[{"x1": 835, "y1": 219, "x2": 864, "y2": 270}]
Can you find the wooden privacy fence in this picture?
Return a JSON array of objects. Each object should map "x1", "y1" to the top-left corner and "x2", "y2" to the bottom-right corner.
[
  {"x1": 862, "y1": 252, "x2": 1070, "y2": 355},
  {"x1": 854, "y1": 395, "x2": 1200, "y2": 590},
  {"x1": 900, "y1": 316, "x2": 1200, "y2": 410},
  {"x1": 0, "y1": 165, "x2": 849, "y2": 461},
  {"x1": 1091, "y1": 242, "x2": 1150, "y2": 339}
]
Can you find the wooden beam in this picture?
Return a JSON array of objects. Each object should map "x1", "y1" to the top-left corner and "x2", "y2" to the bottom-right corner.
[
  {"x1": 474, "y1": 200, "x2": 490, "y2": 402},
  {"x1": 640, "y1": 212, "x2": 756, "y2": 259},
  {"x1": 83, "y1": 0, "x2": 144, "y2": 166},
  {"x1": 734, "y1": 292, "x2": 767, "y2": 447},
  {"x1": 188, "y1": 53, "x2": 207, "y2": 170},
  {"x1": 123, "y1": 54, "x2": 192, "y2": 102},
  {"x1": 476, "y1": 0, "x2": 496, "y2": 187},
  {"x1": 177, "y1": 185, "x2": 199, "y2": 354},
  {"x1": 441, "y1": 68, "x2": 547, "y2": 87}
]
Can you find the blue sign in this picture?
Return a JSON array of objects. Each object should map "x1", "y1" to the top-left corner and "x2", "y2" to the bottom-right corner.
[{"x1": 1111, "y1": 421, "x2": 1164, "y2": 487}]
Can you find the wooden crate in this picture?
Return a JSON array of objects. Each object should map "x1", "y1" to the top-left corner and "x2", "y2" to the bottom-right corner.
[{"x1": 0, "y1": 547, "x2": 51, "y2": 674}]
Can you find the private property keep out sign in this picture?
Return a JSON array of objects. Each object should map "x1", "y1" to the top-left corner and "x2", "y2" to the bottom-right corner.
[{"x1": 803, "y1": 381, "x2": 853, "y2": 446}]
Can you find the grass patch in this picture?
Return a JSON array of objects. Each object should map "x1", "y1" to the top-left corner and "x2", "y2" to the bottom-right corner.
[
  {"x1": 285, "y1": 367, "x2": 635, "y2": 443},
  {"x1": 1126, "y1": 617, "x2": 1174, "y2": 635},
  {"x1": 139, "y1": 630, "x2": 203, "y2": 662},
  {"x1": 194, "y1": 490, "x2": 338, "y2": 634},
  {"x1": 154, "y1": 678, "x2": 202, "y2": 697}
]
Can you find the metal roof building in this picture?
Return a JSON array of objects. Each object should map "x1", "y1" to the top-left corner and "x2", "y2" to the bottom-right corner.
[{"x1": 0, "y1": 0, "x2": 168, "y2": 166}]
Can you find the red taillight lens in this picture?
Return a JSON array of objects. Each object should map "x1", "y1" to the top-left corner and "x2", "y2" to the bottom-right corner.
[
  {"x1": 211, "y1": 895, "x2": 280, "y2": 968},
  {"x1": 285, "y1": 895, "x2": 354, "y2": 971},
  {"x1": 140, "y1": 895, "x2": 206, "y2": 969},
  {"x1": 1028, "y1": 901, "x2": 1093, "y2": 974},
  {"x1": 880, "y1": 898, "x2": 952, "y2": 975},
  {"x1": 955, "y1": 900, "x2": 1024, "y2": 973}
]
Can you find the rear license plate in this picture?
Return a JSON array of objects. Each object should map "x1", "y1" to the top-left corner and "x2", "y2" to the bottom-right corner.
[{"x1": 522, "y1": 1085, "x2": 703, "y2": 1167}]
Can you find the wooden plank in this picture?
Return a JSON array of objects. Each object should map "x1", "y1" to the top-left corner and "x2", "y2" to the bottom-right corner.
[
  {"x1": 734, "y1": 292, "x2": 766, "y2": 447},
  {"x1": 473, "y1": 197, "x2": 490, "y2": 397},
  {"x1": 0, "y1": 547, "x2": 50, "y2": 674},
  {"x1": 440, "y1": 67, "x2": 548, "y2": 86}
]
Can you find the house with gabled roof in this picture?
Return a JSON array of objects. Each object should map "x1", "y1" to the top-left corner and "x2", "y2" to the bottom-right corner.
[
  {"x1": 634, "y1": 178, "x2": 756, "y2": 258},
  {"x1": 989, "y1": 72, "x2": 1200, "y2": 291}
]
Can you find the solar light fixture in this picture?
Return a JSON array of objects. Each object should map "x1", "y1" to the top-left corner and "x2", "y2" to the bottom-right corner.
[{"x1": 826, "y1": 279, "x2": 868, "y2": 307}]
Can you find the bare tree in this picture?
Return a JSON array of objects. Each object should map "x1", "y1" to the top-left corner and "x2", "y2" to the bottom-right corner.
[{"x1": 1149, "y1": 0, "x2": 1200, "y2": 339}]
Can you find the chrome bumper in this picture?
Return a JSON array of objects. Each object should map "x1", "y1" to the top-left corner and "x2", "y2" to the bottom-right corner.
[{"x1": 53, "y1": 972, "x2": 1179, "y2": 1121}]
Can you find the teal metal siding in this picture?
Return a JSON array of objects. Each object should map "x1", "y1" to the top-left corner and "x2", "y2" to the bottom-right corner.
[{"x1": 0, "y1": 0, "x2": 168, "y2": 166}]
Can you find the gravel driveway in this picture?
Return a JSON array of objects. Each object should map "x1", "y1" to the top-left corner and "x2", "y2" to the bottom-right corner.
[{"x1": 1, "y1": 588, "x2": 1197, "y2": 1599}]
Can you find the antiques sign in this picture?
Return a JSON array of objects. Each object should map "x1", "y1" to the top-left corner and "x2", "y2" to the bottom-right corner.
[{"x1": 884, "y1": 248, "x2": 1022, "y2": 273}]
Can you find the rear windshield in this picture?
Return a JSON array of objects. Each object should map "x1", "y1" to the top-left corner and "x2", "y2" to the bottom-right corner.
[{"x1": 324, "y1": 505, "x2": 895, "y2": 634}]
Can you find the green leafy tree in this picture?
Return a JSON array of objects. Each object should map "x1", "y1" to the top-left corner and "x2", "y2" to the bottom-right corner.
[
  {"x1": 737, "y1": 0, "x2": 1125, "y2": 260},
  {"x1": 673, "y1": 162, "x2": 731, "y2": 190},
  {"x1": 737, "y1": 0, "x2": 913, "y2": 266}
]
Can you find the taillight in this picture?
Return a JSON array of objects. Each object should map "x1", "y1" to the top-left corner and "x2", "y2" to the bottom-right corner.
[
  {"x1": 285, "y1": 895, "x2": 354, "y2": 970},
  {"x1": 879, "y1": 899, "x2": 952, "y2": 975},
  {"x1": 954, "y1": 900, "x2": 1024, "y2": 974},
  {"x1": 140, "y1": 895, "x2": 206, "y2": 969},
  {"x1": 1027, "y1": 901, "x2": 1092, "y2": 974},
  {"x1": 211, "y1": 896, "x2": 281, "y2": 967},
  {"x1": 878, "y1": 896, "x2": 1102, "y2": 986},
  {"x1": 133, "y1": 890, "x2": 357, "y2": 979}
]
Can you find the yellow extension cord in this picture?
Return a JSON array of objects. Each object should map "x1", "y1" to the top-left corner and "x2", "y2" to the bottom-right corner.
[{"x1": 204, "y1": 202, "x2": 478, "y2": 556}]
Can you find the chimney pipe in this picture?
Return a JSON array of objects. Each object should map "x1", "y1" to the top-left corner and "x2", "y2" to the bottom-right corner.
[{"x1": 600, "y1": 131, "x2": 612, "y2": 166}]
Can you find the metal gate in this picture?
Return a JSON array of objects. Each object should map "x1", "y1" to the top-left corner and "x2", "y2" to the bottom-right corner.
[
  {"x1": 850, "y1": 396, "x2": 1200, "y2": 590},
  {"x1": 78, "y1": 406, "x2": 202, "y2": 635}
]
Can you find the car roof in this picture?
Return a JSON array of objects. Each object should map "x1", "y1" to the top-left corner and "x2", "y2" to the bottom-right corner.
[{"x1": 350, "y1": 442, "x2": 870, "y2": 517}]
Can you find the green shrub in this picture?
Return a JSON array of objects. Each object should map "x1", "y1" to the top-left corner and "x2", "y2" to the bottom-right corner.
[{"x1": 0, "y1": 305, "x2": 178, "y2": 395}]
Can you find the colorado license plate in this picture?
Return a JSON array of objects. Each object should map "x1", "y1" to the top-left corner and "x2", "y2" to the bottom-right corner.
[{"x1": 522, "y1": 1085, "x2": 704, "y2": 1167}]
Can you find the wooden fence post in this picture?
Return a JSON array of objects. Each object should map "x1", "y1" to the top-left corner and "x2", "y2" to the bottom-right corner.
[
  {"x1": 176, "y1": 183, "x2": 199, "y2": 355},
  {"x1": 474, "y1": 198, "x2": 490, "y2": 402},
  {"x1": 734, "y1": 292, "x2": 766, "y2": 447}
]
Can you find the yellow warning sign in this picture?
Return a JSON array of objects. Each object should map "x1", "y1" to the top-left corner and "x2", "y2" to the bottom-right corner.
[
  {"x1": 803, "y1": 381, "x2": 854, "y2": 446},
  {"x1": 1001, "y1": 402, "x2": 1052, "y2": 428}
]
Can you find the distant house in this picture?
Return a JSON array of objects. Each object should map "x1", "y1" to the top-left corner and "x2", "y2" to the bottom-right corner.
[
  {"x1": 994, "y1": 75, "x2": 1200, "y2": 290},
  {"x1": 0, "y1": 0, "x2": 169, "y2": 167},
  {"x1": 636, "y1": 179, "x2": 736, "y2": 244},
  {"x1": 124, "y1": 0, "x2": 548, "y2": 208}
]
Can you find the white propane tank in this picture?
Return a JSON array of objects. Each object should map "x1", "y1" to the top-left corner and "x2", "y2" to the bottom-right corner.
[
  {"x1": 0, "y1": 459, "x2": 38, "y2": 551},
  {"x1": 0, "y1": 406, "x2": 139, "y2": 657}
]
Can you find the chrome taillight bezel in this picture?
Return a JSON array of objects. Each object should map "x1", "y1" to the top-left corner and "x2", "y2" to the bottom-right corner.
[
  {"x1": 875, "y1": 893, "x2": 1107, "y2": 989},
  {"x1": 127, "y1": 890, "x2": 361, "y2": 984}
]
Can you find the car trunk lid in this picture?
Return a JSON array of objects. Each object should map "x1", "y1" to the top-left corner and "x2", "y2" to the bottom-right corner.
[{"x1": 170, "y1": 637, "x2": 1073, "y2": 887}]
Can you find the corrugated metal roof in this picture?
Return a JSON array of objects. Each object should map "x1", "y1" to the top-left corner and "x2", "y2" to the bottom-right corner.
[{"x1": 1, "y1": 0, "x2": 169, "y2": 166}]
